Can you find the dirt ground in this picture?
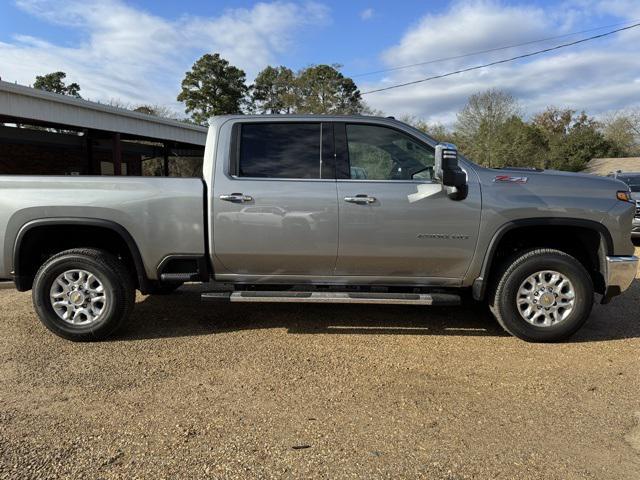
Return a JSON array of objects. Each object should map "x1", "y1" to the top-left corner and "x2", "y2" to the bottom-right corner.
[{"x1": 1, "y1": 254, "x2": 639, "y2": 479}]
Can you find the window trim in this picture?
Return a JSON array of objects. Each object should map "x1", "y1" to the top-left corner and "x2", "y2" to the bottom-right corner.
[
  {"x1": 336, "y1": 121, "x2": 437, "y2": 183},
  {"x1": 229, "y1": 121, "x2": 334, "y2": 181}
]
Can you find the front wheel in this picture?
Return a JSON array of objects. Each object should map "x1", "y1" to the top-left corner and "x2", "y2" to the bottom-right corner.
[
  {"x1": 489, "y1": 248, "x2": 594, "y2": 342},
  {"x1": 32, "y1": 248, "x2": 135, "y2": 341}
]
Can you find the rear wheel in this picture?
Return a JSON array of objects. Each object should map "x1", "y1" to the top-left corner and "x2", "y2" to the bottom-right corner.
[
  {"x1": 32, "y1": 248, "x2": 135, "y2": 341},
  {"x1": 489, "y1": 248, "x2": 593, "y2": 342}
]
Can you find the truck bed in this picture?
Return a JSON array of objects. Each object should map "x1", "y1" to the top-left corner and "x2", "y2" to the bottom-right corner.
[{"x1": 0, "y1": 176, "x2": 205, "y2": 280}]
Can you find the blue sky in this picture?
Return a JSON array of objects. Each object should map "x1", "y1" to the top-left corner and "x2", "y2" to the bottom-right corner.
[{"x1": 1, "y1": 0, "x2": 639, "y2": 124}]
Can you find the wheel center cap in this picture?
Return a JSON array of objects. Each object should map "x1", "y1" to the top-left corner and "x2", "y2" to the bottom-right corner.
[
  {"x1": 69, "y1": 291, "x2": 85, "y2": 306},
  {"x1": 539, "y1": 292, "x2": 555, "y2": 307}
]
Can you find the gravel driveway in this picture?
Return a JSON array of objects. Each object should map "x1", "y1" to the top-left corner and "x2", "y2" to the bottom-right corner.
[{"x1": 1, "y1": 256, "x2": 639, "y2": 479}]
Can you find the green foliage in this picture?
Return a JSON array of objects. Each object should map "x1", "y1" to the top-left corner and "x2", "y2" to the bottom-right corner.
[
  {"x1": 491, "y1": 117, "x2": 547, "y2": 169},
  {"x1": 177, "y1": 53, "x2": 247, "y2": 124},
  {"x1": 294, "y1": 64, "x2": 363, "y2": 114},
  {"x1": 602, "y1": 110, "x2": 640, "y2": 156},
  {"x1": 533, "y1": 108, "x2": 617, "y2": 171},
  {"x1": 399, "y1": 115, "x2": 456, "y2": 144},
  {"x1": 133, "y1": 104, "x2": 176, "y2": 119},
  {"x1": 33, "y1": 71, "x2": 81, "y2": 98},
  {"x1": 407, "y1": 94, "x2": 620, "y2": 172},
  {"x1": 249, "y1": 66, "x2": 296, "y2": 114},
  {"x1": 248, "y1": 63, "x2": 363, "y2": 115},
  {"x1": 453, "y1": 89, "x2": 520, "y2": 167}
]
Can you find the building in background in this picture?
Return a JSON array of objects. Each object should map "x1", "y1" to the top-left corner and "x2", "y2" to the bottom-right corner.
[
  {"x1": 0, "y1": 81, "x2": 206, "y2": 177},
  {"x1": 584, "y1": 157, "x2": 640, "y2": 176}
]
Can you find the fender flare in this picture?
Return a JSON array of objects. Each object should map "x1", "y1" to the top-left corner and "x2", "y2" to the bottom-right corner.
[
  {"x1": 12, "y1": 217, "x2": 150, "y2": 292},
  {"x1": 472, "y1": 217, "x2": 613, "y2": 300}
]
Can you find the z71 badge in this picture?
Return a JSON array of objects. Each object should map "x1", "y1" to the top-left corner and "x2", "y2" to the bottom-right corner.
[{"x1": 494, "y1": 175, "x2": 528, "y2": 184}]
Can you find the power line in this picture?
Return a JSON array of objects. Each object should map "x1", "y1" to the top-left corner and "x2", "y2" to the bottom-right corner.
[
  {"x1": 352, "y1": 19, "x2": 640, "y2": 78},
  {"x1": 361, "y1": 22, "x2": 640, "y2": 95}
]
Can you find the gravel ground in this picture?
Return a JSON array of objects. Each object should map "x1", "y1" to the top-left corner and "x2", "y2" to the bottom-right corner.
[{"x1": 1, "y1": 253, "x2": 639, "y2": 479}]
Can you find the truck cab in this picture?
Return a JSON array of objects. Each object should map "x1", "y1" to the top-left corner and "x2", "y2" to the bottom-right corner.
[{"x1": 207, "y1": 116, "x2": 479, "y2": 284}]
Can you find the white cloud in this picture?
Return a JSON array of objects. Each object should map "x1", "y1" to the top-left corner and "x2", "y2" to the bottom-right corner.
[
  {"x1": 1, "y1": 0, "x2": 329, "y2": 112},
  {"x1": 360, "y1": 8, "x2": 374, "y2": 21},
  {"x1": 362, "y1": 0, "x2": 640, "y2": 125}
]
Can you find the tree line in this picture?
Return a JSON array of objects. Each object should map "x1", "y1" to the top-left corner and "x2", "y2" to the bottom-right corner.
[
  {"x1": 404, "y1": 89, "x2": 640, "y2": 172},
  {"x1": 30, "y1": 53, "x2": 640, "y2": 172},
  {"x1": 176, "y1": 54, "x2": 364, "y2": 123}
]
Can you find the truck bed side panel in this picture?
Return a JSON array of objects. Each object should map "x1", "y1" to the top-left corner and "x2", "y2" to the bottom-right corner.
[{"x1": 0, "y1": 176, "x2": 205, "y2": 280}]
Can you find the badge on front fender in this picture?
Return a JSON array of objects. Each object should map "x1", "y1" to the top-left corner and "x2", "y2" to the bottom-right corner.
[{"x1": 494, "y1": 175, "x2": 528, "y2": 184}]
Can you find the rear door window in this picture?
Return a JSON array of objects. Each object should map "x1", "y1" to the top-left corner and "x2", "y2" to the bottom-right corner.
[{"x1": 238, "y1": 123, "x2": 321, "y2": 179}]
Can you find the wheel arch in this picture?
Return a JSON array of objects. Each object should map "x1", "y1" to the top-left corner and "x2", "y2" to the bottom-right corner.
[
  {"x1": 12, "y1": 217, "x2": 150, "y2": 293},
  {"x1": 473, "y1": 218, "x2": 613, "y2": 300}
]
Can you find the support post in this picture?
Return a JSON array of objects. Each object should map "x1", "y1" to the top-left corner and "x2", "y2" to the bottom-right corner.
[
  {"x1": 112, "y1": 133, "x2": 122, "y2": 176},
  {"x1": 163, "y1": 143, "x2": 170, "y2": 177},
  {"x1": 85, "y1": 129, "x2": 94, "y2": 174}
]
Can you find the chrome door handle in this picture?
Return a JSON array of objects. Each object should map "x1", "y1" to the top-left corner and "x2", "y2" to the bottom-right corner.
[
  {"x1": 219, "y1": 193, "x2": 253, "y2": 203},
  {"x1": 344, "y1": 195, "x2": 376, "y2": 204}
]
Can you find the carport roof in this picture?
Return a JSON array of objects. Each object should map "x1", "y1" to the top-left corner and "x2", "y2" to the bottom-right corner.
[{"x1": 0, "y1": 80, "x2": 207, "y2": 146}]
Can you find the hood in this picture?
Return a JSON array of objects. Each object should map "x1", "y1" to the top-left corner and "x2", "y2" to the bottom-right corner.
[
  {"x1": 468, "y1": 163, "x2": 630, "y2": 205},
  {"x1": 474, "y1": 165, "x2": 626, "y2": 187}
]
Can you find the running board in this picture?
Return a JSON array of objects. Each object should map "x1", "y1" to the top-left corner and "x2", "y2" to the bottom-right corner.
[
  {"x1": 160, "y1": 272, "x2": 201, "y2": 282},
  {"x1": 201, "y1": 291, "x2": 460, "y2": 306}
]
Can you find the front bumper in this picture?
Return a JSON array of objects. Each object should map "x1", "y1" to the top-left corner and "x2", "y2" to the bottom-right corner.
[{"x1": 602, "y1": 255, "x2": 639, "y2": 303}]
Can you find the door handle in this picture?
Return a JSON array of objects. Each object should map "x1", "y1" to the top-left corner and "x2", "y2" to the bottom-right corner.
[
  {"x1": 344, "y1": 195, "x2": 376, "y2": 204},
  {"x1": 219, "y1": 193, "x2": 253, "y2": 203}
]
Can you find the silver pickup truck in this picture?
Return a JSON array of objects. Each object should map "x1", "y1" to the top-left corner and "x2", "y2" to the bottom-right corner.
[{"x1": 1, "y1": 115, "x2": 637, "y2": 342}]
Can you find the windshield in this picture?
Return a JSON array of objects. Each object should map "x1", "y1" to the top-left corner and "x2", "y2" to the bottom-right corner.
[{"x1": 618, "y1": 175, "x2": 640, "y2": 192}]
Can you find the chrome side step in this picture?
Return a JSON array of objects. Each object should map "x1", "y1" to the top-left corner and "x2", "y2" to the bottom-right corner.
[
  {"x1": 160, "y1": 272, "x2": 201, "y2": 282},
  {"x1": 201, "y1": 291, "x2": 460, "y2": 306}
]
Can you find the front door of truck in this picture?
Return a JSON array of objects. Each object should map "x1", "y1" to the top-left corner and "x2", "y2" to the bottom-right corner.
[
  {"x1": 212, "y1": 121, "x2": 338, "y2": 277},
  {"x1": 334, "y1": 122, "x2": 481, "y2": 280}
]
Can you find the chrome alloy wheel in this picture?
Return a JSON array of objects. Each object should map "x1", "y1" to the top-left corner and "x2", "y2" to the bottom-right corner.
[
  {"x1": 49, "y1": 269, "x2": 107, "y2": 325},
  {"x1": 516, "y1": 270, "x2": 575, "y2": 327}
]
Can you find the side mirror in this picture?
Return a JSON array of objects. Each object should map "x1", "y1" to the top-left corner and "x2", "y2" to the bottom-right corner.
[{"x1": 435, "y1": 143, "x2": 468, "y2": 200}]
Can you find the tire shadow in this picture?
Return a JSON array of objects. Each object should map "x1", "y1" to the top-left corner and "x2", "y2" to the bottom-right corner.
[
  {"x1": 112, "y1": 278, "x2": 640, "y2": 343},
  {"x1": 114, "y1": 288, "x2": 507, "y2": 341}
]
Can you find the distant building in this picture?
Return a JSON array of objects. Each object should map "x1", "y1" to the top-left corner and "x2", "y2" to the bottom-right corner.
[
  {"x1": 584, "y1": 157, "x2": 640, "y2": 176},
  {"x1": 0, "y1": 81, "x2": 206, "y2": 177}
]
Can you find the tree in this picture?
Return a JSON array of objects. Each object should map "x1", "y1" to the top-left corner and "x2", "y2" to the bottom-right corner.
[
  {"x1": 250, "y1": 66, "x2": 296, "y2": 114},
  {"x1": 399, "y1": 115, "x2": 456, "y2": 144},
  {"x1": 33, "y1": 71, "x2": 81, "y2": 98},
  {"x1": 602, "y1": 110, "x2": 640, "y2": 156},
  {"x1": 533, "y1": 108, "x2": 617, "y2": 171},
  {"x1": 455, "y1": 89, "x2": 520, "y2": 166},
  {"x1": 532, "y1": 106, "x2": 574, "y2": 136},
  {"x1": 491, "y1": 117, "x2": 548, "y2": 169},
  {"x1": 134, "y1": 104, "x2": 176, "y2": 119},
  {"x1": 548, "y1": 113, "x2": 617, "y2": 171},
  {"x1": 294, "y1": 64, "x2": 363, "y2": 114},
  {"x1": 177, "y1": 53, "x2": 247, "y2": 124}
]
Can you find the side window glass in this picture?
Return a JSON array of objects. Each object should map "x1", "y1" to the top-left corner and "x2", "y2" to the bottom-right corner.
[
  {"x1": 239, "y1": 123, "x2": 321, "y2": 179},
  {"x1": 346, "y1": 124, "x2": 435, "y2": 181}
]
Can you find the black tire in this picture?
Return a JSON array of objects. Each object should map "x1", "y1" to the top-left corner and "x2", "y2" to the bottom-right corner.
[
  {"x1": 488, "y1": 248, "x2": 594, "y2": 342},
  {"x1": 146, "y1": 281, "x2": 183, "y2": 295},
  {"x1": 32, "y1": 248, "x2": 135, "y2": 341}
]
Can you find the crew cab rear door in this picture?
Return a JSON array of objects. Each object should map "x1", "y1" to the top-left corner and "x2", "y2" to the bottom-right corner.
[
  {"x1": 212, "y1": 121, "x2": 338, "y2": 276},
  {"x1": 334, "y1": 121, "x2": 481, "y2": 281}
]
